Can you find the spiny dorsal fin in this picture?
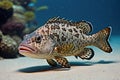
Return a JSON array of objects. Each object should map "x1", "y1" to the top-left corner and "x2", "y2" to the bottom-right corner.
[
  {"x1": 46, "y1": 17, "x2": 73, "y2": 24},
  {"x1": 47, "y1": 17, "x2": 92, "y2": 34},
  {"x1": 75, "y1": 20, "x2": 93, "y2": 34}
]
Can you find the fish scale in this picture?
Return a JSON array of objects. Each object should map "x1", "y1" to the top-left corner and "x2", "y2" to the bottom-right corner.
[{"x1": 18, "y1": 17, "x2": 112, "y2": 68}]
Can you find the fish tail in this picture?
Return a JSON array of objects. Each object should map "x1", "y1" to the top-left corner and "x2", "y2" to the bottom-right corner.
[{"x1": 92, "y1": 27, "x2": 112, "y2": 53}]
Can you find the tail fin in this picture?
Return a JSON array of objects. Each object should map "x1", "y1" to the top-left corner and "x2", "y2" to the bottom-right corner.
[{"x1": 93, "y1": 27, "x2": 112, "y2": 53}]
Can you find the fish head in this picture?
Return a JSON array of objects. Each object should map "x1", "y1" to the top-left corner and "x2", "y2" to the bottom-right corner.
[{"x1": 18, "y1": 31, "x2": 55, "y2": 58}]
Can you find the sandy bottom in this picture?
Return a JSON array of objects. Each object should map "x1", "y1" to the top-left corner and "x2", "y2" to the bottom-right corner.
[{"x1": 0, "y1": 36, "x2": 120, "y2": 80}]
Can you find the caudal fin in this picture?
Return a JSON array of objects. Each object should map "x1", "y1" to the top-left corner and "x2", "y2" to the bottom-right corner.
[{"x1": 93, "y1": 27, "x2": 112, "y2": 53}]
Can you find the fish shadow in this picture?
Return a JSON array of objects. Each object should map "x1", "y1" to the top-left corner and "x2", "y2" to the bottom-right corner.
[
  {"x1": 18, "y1": 60, "x2": 118, "y2": 73},
  {"x1": 71, "y1": 60, "x2": 118, "y2": 66},
  {"x1": 18, "y1": 65, "x2": 72, "y2": 73}
]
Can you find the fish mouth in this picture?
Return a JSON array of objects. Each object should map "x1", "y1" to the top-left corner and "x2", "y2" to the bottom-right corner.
[{"x1": 18, "y1": 44, "x2": 36, "y2": 53}]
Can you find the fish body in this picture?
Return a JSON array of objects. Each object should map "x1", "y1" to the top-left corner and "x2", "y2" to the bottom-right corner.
[{"x1": 18, "y1": 17, "x2": 112, "y2": 68}]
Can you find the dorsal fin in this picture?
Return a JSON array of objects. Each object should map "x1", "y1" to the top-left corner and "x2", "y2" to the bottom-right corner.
[
  {"x1": 75, "y1": 20, "x2": 93, "y2": 34},
  {"x1": 46, "y1": 17, "x2": 92, "y2": 34},
  {"x1": 46, "y1": 17, "x2": 72, "y2": 24}
]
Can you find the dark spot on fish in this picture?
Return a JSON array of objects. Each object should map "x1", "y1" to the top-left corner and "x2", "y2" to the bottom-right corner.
[
  {"x1": 68, "y1": 29, "x2": 73, "y2": 32},
  {"x1": 50, "y1": 34, "x2": 54, "y2": 39},
  {"x1": 70, "y1": 22, "x2": 74, "y2": 26},
  {"x1": 57, "y1": 38, "x2": 60, "y2": 42},
  {"x1": 73, "y1": 28, "x2": 78, "y2": 33},
  {"x1": 45, "y1": 30, "x2": 49, "y2": 34},
  {"x1": 62, "y1": 28, "x2": 66, "y2": 31},
  {"x1": 82, "y1": 35, "x2": 85, "y2": 39},
  {"x1": 79, "y1": 30, "x2": 83, "y2": 33},
  {"x1": 74, "y1": 34, "x2": 79, "y2": 38},
  {"x1": 61, "y1": 36, "x2": 66, "y2": 41},
  {"x1": 45, "y1": 24, "x2": 49, "y2": 28},
  {"x1": 53, "y1": 33, "x2": 60, "y2": 42},
  {"x1": 51, "y1": 25, "x2": 56, "y2": 30},
  {"x1": 53, "y1": 33, "x2": 58, "y2": 36},
  {"x1": 67, "y1": 24, "x2": 69, "y2": 27},
  {"x1": 61, "y1": 24, "x2": 65, "y2": 26},
  {"x1": 31, "y1": 37, "x2": 35, "y2": 42},
  {"x1": 41, "y1": 30, "x2": 45, "y2": 34},
  {"x1": 76, "y1": 26, "x2": 79, "y2": 29},
  {"x1": 55, "y1": 24, "x2": 60, "y2": 29},
  {"x1": 62, "y1": 32, "x2": 64, "y2": 35}
]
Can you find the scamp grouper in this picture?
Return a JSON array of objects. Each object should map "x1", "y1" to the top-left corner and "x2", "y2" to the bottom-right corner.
[{"x1": 18, "y1": 17, "x2": 112, "y2": 68}]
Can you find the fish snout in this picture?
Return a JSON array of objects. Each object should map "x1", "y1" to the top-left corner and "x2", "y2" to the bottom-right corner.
[{"x1": 18, "y1": 43, "x2": 36, "y2": 54}]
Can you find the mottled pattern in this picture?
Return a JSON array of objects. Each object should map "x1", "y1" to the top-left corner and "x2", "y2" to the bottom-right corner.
[
  {"x1": 55, "y1": 56, "x2": 70, "y2": 68},
  {"x1": 19, "y1": 17, "x2": 112, "y2": 68},
  {"x1": 75, "y1": 48, "x2": 94, "y2": 60}
]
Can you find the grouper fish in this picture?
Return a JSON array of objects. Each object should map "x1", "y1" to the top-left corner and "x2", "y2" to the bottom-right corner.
[{"x1": 18, "y1": 17, "x2": 112, "y2": 68}]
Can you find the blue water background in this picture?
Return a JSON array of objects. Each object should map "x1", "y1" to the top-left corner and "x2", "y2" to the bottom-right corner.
[{"x1": 35, "y1": 0, "x2": 120, "y2": 35}]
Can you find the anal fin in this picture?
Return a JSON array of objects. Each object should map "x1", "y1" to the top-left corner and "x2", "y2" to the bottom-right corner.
[{"x1": 75, "y1": 48, "x2": 94, "y2": 60}]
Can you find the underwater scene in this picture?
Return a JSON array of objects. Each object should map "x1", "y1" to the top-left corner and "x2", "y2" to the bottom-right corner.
[{"x1": 0, "y1": 0, "x2": 120, "y2": 80}]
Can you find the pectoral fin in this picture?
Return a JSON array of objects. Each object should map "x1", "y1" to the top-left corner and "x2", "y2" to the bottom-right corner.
[
  {"x1": 46, "y1": 59, "x2": 57, "y2": 67},
  {"x1": 55, "y1": 56, "x2": 70, "y2": 68}
]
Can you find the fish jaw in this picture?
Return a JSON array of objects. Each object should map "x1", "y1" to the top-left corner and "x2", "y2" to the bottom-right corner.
[
  {"x1": 18, "y1": 43, "x2": 56, "y2": 59},
  {"x1": 18, "y1": 43, "x2": 37, "y2": 57}
]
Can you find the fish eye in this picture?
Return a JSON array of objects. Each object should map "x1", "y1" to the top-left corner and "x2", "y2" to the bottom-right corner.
[{"x1": 35, "y1": 36, "x2": 41, "y2": 43}]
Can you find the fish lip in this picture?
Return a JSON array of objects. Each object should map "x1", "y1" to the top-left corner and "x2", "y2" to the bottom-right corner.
[{"x1": 18, "y1": 44, "x2": 36, "y2": 53}]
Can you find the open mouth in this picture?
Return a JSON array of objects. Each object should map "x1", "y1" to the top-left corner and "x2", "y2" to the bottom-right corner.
[{"x1": 18, "y1": 44, "x2": 35, "y2": 53}]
